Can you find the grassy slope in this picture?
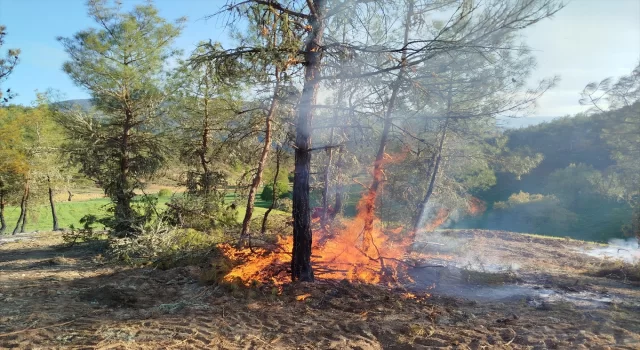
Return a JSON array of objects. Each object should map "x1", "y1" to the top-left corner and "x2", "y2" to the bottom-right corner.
[
  {"x1": 2, "y1": 198, "x2": 112, "y2": 232},
  {"x1": 1, "y1": 192, "x2": 288, "y2": 233}
]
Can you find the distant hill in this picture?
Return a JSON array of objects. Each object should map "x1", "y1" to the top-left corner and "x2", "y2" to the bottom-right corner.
[
  {"x1": 497, "y1": 116, "x2": 560, "y2": 129},
  {"x1": 54, "y1": 99, "x2": 94, "y2": 111},
  {"x1": 461, "y1": 107, "x2": 637, "y2": 242}
]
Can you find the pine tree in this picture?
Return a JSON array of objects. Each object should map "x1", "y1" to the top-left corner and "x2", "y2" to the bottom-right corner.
[{"x1": 58, "y1": 0, "x2": 184, "y2": 235}]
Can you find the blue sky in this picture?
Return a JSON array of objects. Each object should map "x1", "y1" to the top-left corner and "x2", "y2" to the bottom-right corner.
[
  {"x1": 0, "y1": 0, "x2": 233, "y2": 105},
  {"x1": 1, "y1": 0, "x2": 639, "y2": 117}
]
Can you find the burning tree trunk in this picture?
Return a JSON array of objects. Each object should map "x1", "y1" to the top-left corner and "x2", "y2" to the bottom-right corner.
[
  {"x1": 48, "y1": 175, "x2": 59, "y2": 231},
  {"x1": 261, "y1": 146, "x2": 282, "y2": 235},
  {"x1": 292, "y1": 0, "x2": 327, "y2": 282},
  {"x1": 240, "y1": 69, "x2": 281, "y2": 244},
  {"x1": 362, "y1": 0, "x2": 413, "y2": 249}
]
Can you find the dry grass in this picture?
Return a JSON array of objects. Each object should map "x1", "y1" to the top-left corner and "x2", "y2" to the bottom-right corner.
[
  {"x1": 588, "y1": 259, "x2": 640, "y2": 282},
  {"x1": 2, "y1": 230, "x2": 640, "y2": 349},
  {"x1": 460, "y1": 268, "x2": 521, "y2": 285}
]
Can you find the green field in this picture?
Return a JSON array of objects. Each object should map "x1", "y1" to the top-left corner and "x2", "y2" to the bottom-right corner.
[
  {"x1": 1, "y1": 192, "x2": 288, "y2": 233},
  {"x1": 2, "y1": 197, "x2": 112, "y2": 232}
]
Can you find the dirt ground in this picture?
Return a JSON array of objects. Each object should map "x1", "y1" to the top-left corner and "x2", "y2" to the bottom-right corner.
[{"x1": 1, "y1": 230, "x2": 639, "y2": 349}]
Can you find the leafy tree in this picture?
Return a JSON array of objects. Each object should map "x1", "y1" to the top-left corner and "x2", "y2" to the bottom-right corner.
[
  {"x1": 0, "y1": 107, "x2": 29, "y2": 234},
  {"x1": 168, "y1": 45, "x2": 242, "y2": 202},
  {"x1": 260, "y1": 181, "x2": 290, "y2": 202},
  {"x1": 0, "y1": 25, "x2": 20, "y2": 103},
  {"x1": 580, "y1": 61, "x2": 640, "y2": 113},
  {"x1": 58, "y1": 0, "x2": 184, "y2": 236},
  {"x1": 205, "y1": 0, "x2": 563, "y2": 281},
  {"x1": 579, "y1": 64, "x2": 640, "y2": 238}
]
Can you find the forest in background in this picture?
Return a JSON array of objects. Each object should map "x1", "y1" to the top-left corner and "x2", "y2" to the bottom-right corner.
[{"x1": 0, "y1": 0, "x2": 638, "y2": 282}]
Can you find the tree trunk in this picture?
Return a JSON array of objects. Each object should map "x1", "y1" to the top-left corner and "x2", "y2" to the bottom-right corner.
[
  {"x1": 12, "y1": 181, "x2": 28, "y2": 235},
  {"x1": 200, "y1": 66, "x2": 213, "y2": 204},
  {"x1": 115, "y1": 108, "x2": 134, "y2": 236},
  {"x1": 67, "y1": 190, "x2": 73, "y2": 202},
  {"x1": 20, "y1": 186, "x2": 29, "y2": 233},
  {"x1": 261, "y1": 146, "x2": 282, "y2": 235},
  {"x1": 291, "y1": 0, "x2": 327, "y2": 282},
  {"x1": 0, "y1": 191, "x2": 6, "y2": 234},
  {"x1": 413, "y1": 71, "x2": 454, "y2": 234},
  {"x1": 48, "y1": 175, "x2": 60, "y2": 231},
  {"x1": 362, "y1": 0, "x2": 413, "y2": 249},
  {"x1": 320, "y1": 120, "x2": 336, "y2": 227},
  {"x1": 413, "y1": 119, "x2": 448, "y2": 233},
  {"x1": 321, "y1": 24, "x2": 348, "y2": 227},
  {"x1": 240, "y1": 69, "x2": 280, "y2": 244}
]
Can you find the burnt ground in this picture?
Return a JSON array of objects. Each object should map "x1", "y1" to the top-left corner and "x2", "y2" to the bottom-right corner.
[{"x1": 1, "y1": 230, "x2": 639, "y2": 349}]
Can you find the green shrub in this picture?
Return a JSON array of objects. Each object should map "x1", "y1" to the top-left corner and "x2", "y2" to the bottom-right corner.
[
  {"x1": 277, "y1": 198, "x2": 293, "y2": 212},
  {"x1": 164, "y1": 194, "x2": 237, "y2": 231},
  {"x1": 62, "y1": 214, "x2": 108, "y2": 246},
  {"x1": 107, "y1": 220, "x2": 223, "y2": 269},
  {"x1": 260, "y1": 182, "x2": 290, "y2": 201},
  {"x1": 158, "y1": 188, "x2": 172, "y2": 197}
]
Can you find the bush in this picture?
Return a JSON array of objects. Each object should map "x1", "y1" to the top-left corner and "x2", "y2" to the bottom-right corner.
[
  {"x1": 260, "y1": 182, "x2": 290, "y2": 201},
  {"x1": 62, "y1": 214, "x2": 108, "y2": 247},
  {"x1": 158, "y1": 188, "x2": 172, "y2": 197},
  {"x1": 277, "y1": 198, "x2": 293, "y2": 212},
  {"x1": 489, "y1": 192, "x2": 579, "y2": 235},
  {"x1": 623, "y1": 205, "x2": 640, "y2": 239},
  {"x1": 107, "y1": 219, "x2": 223, "y2": 268},
  {"x1": 164, "y1": 194, "x2": 238, "y2": 231}
]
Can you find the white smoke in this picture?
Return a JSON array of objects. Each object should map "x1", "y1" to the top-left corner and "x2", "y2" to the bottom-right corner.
[{"x1": 581, "y1": 238, "x2": 640, "y2": 263}]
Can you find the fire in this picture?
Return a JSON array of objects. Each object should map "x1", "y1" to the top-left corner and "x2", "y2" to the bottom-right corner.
[
  {"x1": 219, "y1": 149, "x2": 433, "y2": 287},
  {"x1": 312, "y1": 193, "x2": 413, "y2": 284},
  {"x1": 219, "y1": 236, "x2": 292, "y2": 287}
]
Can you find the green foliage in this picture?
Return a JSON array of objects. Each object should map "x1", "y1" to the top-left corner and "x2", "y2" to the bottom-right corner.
[
  {"x1": 157, "y1": 189, "x2": 172, "y2": 198},
  {"x1": 107, "y1": 218, "x2": 223, "y2": 268},
  {"x1": 57, "y1": 0, "x2": 184, "y2": 236},
  {"x1": 62, "y1": 214, "x2": 106, "y2": 246},
  {"x1": 622, "y1": 205, "x2": 640, "y2": 239},
  {"x1": 0, "y1": 25, "x2": 20, "y2": 103},
  {"x1": 490, "y1": 191, "x2": 579, "y2": 236},
  {"x1": 545, "y1": 163, "x2": 613, "y2": 208},
  {"x1": 260, "y1": 182, "x2": 290, "y2": 202},
  {"x1": 165, "y1": 194, "x2": 238, "y2": 232},
  {"x1": 277, "y1": 198, "x2": 293, "y2": 212},
  {"x1": 471, "y1": 102, "x2": 639, "y2": 241},
  {"x1": 493, "y1": 191, "x2": 551, "y2": 209}
]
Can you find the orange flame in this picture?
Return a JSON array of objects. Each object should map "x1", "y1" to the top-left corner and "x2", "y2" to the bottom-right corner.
[{"x1": 219, "y1": 150, "x2": 437, "y2": 287}]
